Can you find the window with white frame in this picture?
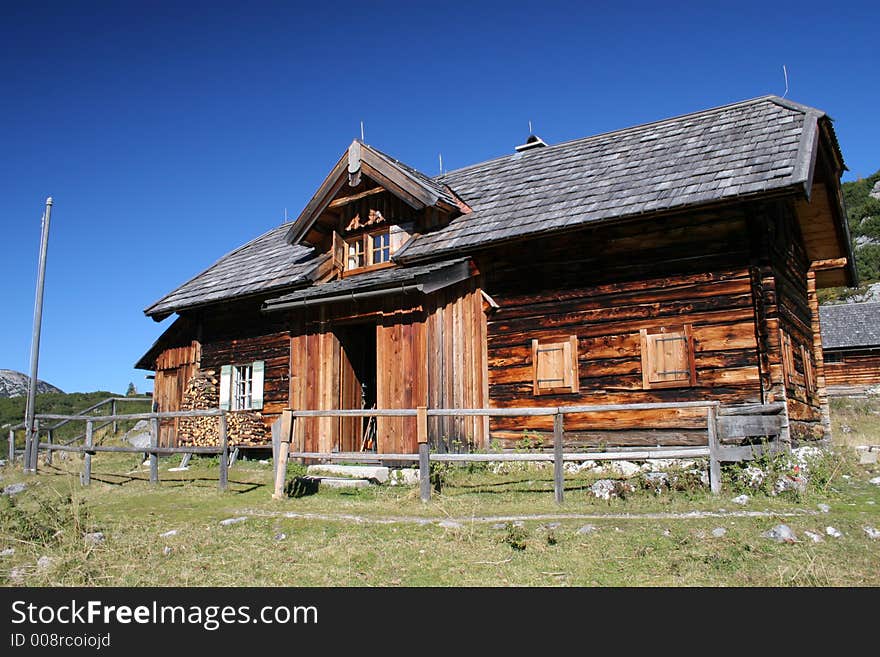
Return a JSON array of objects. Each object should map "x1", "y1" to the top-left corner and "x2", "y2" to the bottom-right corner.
[{"x1": 219, "y1": 361, "x2": 264, "y2": 411}]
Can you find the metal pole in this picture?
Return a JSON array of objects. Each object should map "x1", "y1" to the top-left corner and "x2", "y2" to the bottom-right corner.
[{"x1": 24, "y1": 197, "x2": 53, "y2": 475}]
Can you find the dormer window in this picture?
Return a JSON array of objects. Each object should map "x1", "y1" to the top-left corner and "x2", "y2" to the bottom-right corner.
[{"x1": 345, "y1": 227, "x2": 393, "y2": 273}]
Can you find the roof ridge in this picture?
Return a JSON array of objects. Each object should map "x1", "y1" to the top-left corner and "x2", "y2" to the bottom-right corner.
[{"x1": 435, "y1": 95, "x2": 820, "y2": 181}]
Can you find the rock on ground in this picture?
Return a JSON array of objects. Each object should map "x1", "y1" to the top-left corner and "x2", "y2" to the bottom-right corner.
[
  {"x1": 2, "y1": 482, "x2": 27, "y2": 496},
  {"x1": 869, "y1": 476, "x2": 880, "y2": 486},
  {"x1": 576, "y1": 525, "x2": 597, "y2": 535},
  {"x1": 773, "y1": 475, "x2": 808, "y2": 496},
  {"x1": 159, "y1": 530, "x2": 178, "y2": 538},
  {"x1": 388, "y1": 469, "x2": 420, "y2": 486},
  {"x1": 804, "y1": 531, "x2": 824, "y2": 543},
  {"x1": 163, "y1": 546, "x2": 173, "y2": 556},
  {"x1": 0, "y1": 548, "x2": 14, "y2": 557},
  {"x1": 741, "y1": 466, "x2": 765, "y2": 489},
  {"x1": 36, "y1": 556, "x2": 54, "y2": 571},
  {"x1": 732, "y1": 494, "x2": 750, "y2": 505},
  {"x1": 219, "y1": 517, "x2": 247, "y2": 526},
  {"x1": 711, "y1": 527, "x2": 727, "y2": 538},
  {"x1": 762, "y1": 524, "x2": 797, "y2": 543},
  {"x1": 83, "y1": 532, "x2": 105, "y2": 546},
  {"x1": 123, "y1": 420, "x2": 152, "y2": 449},
  {"x1": 601, "y1": 461, "x2": 641, "y2": 478},
  {"x1": 591, "y1": 479, "x2": 635, "y2": 500},
  {"x1": 825, "y1": 526, "x2": 842, "y2": 538},
  {"x1": 863, "y1": 526, "x2": 880, "y2": 540},
  {"x1": 817, "y1": 503, "x2": 831, "y2": 513}
]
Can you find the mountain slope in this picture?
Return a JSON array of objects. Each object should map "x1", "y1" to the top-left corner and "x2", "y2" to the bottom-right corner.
[{"x1": 0, "y1": 369, "x2": 63, "y2": 398}]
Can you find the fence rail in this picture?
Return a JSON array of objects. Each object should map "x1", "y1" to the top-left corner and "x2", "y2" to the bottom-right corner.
[
  {"x1": 12, "y1": 409, "x2": 230, "y2": 490},
  {"x1": 271, "y1": 401, "x2": 786, "y2": 504}
]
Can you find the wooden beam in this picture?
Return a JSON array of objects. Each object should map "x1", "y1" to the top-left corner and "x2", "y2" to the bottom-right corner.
[
  {"x1": 707, "y1": 406, "x2": 721, "y2": 495},
  {"x1": 327, "y1": 185, "x2": 386, "y2": 208},
  {"x1": 149, "y1": 418, "x2": 159, "y2": 485},
  {"x1": 218, "y1": 412, "x2": 228, "y2": 491},
  {"x1": 810, "y1": 257, "x2": 848, "y2": 271}
]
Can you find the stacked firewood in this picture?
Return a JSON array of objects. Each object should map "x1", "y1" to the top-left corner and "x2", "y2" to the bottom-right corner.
[{"x1": 177, "y1": 369, "x2": 269, "y2": 447}]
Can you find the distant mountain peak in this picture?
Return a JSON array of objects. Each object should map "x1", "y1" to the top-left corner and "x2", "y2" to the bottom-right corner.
[{"x1": 0, "y1": 369, "x2": 63, "y2": 398}]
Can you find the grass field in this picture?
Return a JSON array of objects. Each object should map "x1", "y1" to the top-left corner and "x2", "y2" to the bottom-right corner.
[{"x1": 2, "y1": 430, "x2": 878, "y2": 587}]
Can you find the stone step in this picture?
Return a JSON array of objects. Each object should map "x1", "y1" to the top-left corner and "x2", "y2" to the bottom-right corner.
[
  {"x1": 306, "y1": 464, "x2": 389, "y2": 483},
  {"x1": 312, "y1": 477, "x2": 372, "y2": 489}
]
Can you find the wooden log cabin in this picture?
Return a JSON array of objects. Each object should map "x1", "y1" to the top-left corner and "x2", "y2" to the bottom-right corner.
[
  {"x1": 136, "y1": 95, "x2": 856, "y2": 452},
  {"x1": 819, "y1": 301, "x2": 880, "y2": 395}
]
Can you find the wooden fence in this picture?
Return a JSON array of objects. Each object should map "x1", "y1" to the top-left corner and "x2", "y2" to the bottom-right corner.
[
  {"x1": 7, "y1": 396, "x2": 153, "y2": 469},
  {"x1": 13, "y1": 409, "x2": 231, "y2": 491},
  {"x1": 272, "y1": 401, "x2": 788, "y2": 503}
]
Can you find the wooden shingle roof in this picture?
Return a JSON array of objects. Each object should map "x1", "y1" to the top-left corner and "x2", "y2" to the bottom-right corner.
[
  {"x1": 820, "y1": 302, "x2": 880, "y2": 350},
  {"x1": 397, "y1": 96, "x2": 839, "y2": 262},
  {"x1": 144, "y1": 225, "x2": 321, "y2": 320},
  {"x1": 145, "y1": 95, "x2": 845, "y2": 319}
]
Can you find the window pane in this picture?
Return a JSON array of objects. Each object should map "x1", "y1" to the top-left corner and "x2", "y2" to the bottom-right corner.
[
  {"x1": 372, "y1": 232, "x2": 390, "y2": 263},
  {"x1": 232, "y1": 364, "x2": 253, "y2": 410}
]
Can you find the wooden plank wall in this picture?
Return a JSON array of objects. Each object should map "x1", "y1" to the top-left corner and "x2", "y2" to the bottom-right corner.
[
  {"x1": 153, "y1": 341, "x2": 200, "y2": 447},
  {"x1": 479, "y1": 208, "x2": 764, "y2": 447},
  {"x1": 824, "y1": 352, "x2": 880, "y2": 388},
  {"x1": 376, "y1": 308, "x2": 428, "y2": 454},
  {"x1": 424, "y1": 277, "x2": 488, "y2": 451}
]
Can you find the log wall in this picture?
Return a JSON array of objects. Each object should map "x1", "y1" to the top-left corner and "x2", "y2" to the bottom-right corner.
[
  {"x1": 824, "y1": 351, "x2": 880, "y2": 388},
  {"x1": 479, "y1": 208, "x2": 763, "y2": 447}
]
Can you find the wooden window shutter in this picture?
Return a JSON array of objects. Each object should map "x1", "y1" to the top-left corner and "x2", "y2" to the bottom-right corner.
[
  {"x1": 332, "y1": 231, "x2": 346, "y2": 273},
  {"x1": 779, "y1": 329, "x2": 794, "y2": 388},
  {"x1": 219, "y1": 365, "x2": 232, "y2": 411},
  {"x1": 250, "y1": 360, "x2": 265, "y2": 410},
  {"x1": 801, "y1": 345, "x2": 815, "y2": 393},
  {"x1": 532, "y1": 336, "x2": 579, "y2": 395},
  {"x1": 640, "y1": 325, "x2": 695, "y2": 389}
]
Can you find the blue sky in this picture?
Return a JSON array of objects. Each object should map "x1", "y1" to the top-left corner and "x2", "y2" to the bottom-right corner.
[{"x1": 1, "y1": 1, "x2": 877, "y2": 394}]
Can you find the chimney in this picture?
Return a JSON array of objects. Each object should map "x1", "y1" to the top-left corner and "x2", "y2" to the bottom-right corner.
[{"x1": 515, "y1": 134, "x2": 548, "y2": 152}]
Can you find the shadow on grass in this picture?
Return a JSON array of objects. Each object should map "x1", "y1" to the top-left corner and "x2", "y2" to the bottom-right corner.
[{"x1": 32, "y1": 462, "x2": 264, "y2": 493}]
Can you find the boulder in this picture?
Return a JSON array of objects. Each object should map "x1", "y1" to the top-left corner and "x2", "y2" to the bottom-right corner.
[
  {"x1": 762, "y1": 524, "x2": 797, "y2": 543},
  {"x1": 869, "y1": 476, "x2": 880, "y2": 486},
  {"x1": 123, "y1": 420, "x2": 151, "y2": 449},
  {"x1": 602, "y1": 461, "x2": 640, "y2": 478},
  {"x1": 317, "y1": 478, "x2": 371, "y2": 489},
  {"x1": 642, "y1": 472, "x2": 669, "y2": 492}
]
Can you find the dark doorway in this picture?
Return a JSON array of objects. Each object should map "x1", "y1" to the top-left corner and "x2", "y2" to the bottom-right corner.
[{"x1": 336, "y1": 323, "x2": 377, "y2": 451}]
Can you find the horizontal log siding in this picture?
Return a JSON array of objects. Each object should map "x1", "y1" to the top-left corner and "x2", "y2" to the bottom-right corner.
[
  {"x1": 480, "y1": 209, "x2": 762, "y2": 447},
  {"x1": 199, "y1": 301, "x2": 291, "y2": 439},
  {"x1": 824, "y1": 352, "x2": 880, "y2": 387}
]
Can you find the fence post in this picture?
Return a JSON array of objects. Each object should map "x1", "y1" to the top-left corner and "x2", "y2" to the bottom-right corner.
[
  {"x1": 707, "y1": 406, "x2": 721, "y2": 495},
  {"x1": 82, "y1": 420, "x2": 93, "y2": 486},
  {"x1": 417, "y1": 406, "x2": 430, "y2": 503},
  {"x1": 553, "y1": 411, "x2": 564, "y2": 505},
  {"x1": 111, "y1": 399, "x2": 117, "y2": 435},
  {"x1": 45, "y1": 429, "x2": 53, "y2": 466},
  {"x1": 272, "y1": 411, "x2": 292, "y2": 499},
  {"x1": 218, "y1": 411, "x2": 228, "y2": 491},
  {"x1": 149, "y1": 416, "x2": 159, "y2": 485},
  {"x1": 8, "y1": 428, "x2": 14, "y2": 465},
  {"x1": 29, "y1": 418, "x2": 40, "y2": 473}
]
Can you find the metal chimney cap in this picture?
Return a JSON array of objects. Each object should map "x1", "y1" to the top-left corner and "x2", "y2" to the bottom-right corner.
[{"x1": 515, "y1": 134, "x2": 548, "y2": 152}]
